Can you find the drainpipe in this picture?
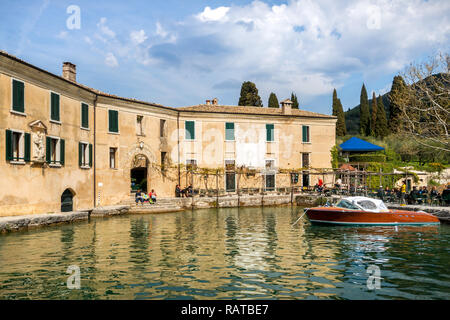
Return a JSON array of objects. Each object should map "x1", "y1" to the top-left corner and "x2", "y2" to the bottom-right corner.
[
  {"x1": 93, "y1": 94, "x2": 98, "y2": 208},
  {"x1": 177, "y1": 111, "x2": 181, "y2": 186}
]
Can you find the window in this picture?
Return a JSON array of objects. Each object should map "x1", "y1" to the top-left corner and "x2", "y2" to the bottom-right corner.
[
  {"x1": 136, "y1": 115, "x2": 144, "y2": 135},
  {"x1": 161, "y1": 152, "x2": 167, "y2": 172},
  {"x1": 225, "y1": 160, "x2": 236, "y2": 192},
  {"x1": 225, "y1": 122, "x2": 235, "y2": 141},
  {"x1": 185, "y1": 121, "x2": 195, "y2": 140},
  {"x1": 81, "y1": 103, "x2": 89, "y2": 129},
  {"x1": 108, "y1": 110, "x2": 119, "y2": 133},
  {"x1": 5, "y1": 130, "x2": 30, "y2": 162},
  {"x1": 186, "y1": 159, "x2": 197, "y2": 171},
  {"x1": 46, "y1": 136, "x2": 65, "y2": 166},
  {"x1": 160, "y1": 119, "x2": 166, "y2": 137},
  {"x1": 302, "y1": 125, "x2": 310, "y2": 143},
  {"x1": 50, "y1": 92, "x2": 60, "y2": 122},
  {"x1": 79, "y1": 142, "x2": 92, "y2": 168},
  {"x1": 266, "y1": 124, "x2": 274, "y2": 142},
  {"x1": 302, "y1": 153, "x2": 310, "y2": 168},
  {"x1": 302, "y1": 171, "x2": 309, "y2": 187},
  {"x1": 265, "y1": 160, "x2": 275, "y2": 191},
  {"x1": 12, "y1": 79, "x2": 25, "y2": 114},
  {"x1": 336, "y1": 199, "x2": 359, "y2": 210},
  {"x1": 109, "y1": 147, "x2": 117, "y2": 169}
]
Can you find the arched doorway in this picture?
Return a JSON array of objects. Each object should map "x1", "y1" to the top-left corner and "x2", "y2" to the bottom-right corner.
[
  {"x1": 131, "y1": 154, "x2": 149, "y2": 192},
  {"x1": 61, "y1": 189, "x2": 75, "y2": 212}
]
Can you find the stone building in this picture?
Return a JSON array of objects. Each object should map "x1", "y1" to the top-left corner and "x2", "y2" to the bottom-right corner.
[{"x1": 0, "y1": 51, "x2": 336, "y2": 217}]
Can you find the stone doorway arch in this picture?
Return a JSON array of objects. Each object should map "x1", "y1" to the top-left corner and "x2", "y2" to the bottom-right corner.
[
  {"x1": 131, "y1": 154, "x2": 149, "y2": 192},
  {"x1": 61, "y1": 188, "x2": 75, "y2": 212},
  {"x1": 127, "y1": 142, "x2": 157, "y2": 194}
]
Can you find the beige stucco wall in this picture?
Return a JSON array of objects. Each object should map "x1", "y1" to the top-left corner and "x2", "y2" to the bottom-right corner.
[
  {"x1": 0, "y1": 53, "x2": 336, "y2": 217},
  {"x1": 0, "y1": 65, "x2": 95, "y2": 216}
]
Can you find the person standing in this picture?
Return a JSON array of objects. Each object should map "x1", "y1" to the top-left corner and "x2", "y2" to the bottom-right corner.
[{"x1": 401, "y1": 181, "x2": 407, "y2": 204}]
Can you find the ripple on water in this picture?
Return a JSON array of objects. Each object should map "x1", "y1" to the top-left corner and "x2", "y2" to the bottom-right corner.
[{"x1": 0, "y1": 207, "x2": 449, "y2": 299}]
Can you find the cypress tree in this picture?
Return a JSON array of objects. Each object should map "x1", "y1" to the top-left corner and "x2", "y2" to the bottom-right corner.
[
  {"x1": 388, "y1": 75, "x2": 407, "y2": 133},
  {"x1": 291, "y1": 92, "x2": 299, "y2": 109},
  {"x1": 332, "y1": 89, "x2": 338, "y2": 116},
  {"x1": 238, "y1": 81, "x2": 263, "y2": 107},
  {"x1": 268, "y1": 93, "x2": 279, "y2": 108},
  {"x1": 336, "y1": 98, "x2": 347, "y2": 136},
  {"x1": 370, "y1": 92, "x2": 377, "y2": 136},
  {"x1": 375, "y1": 95, "x2": 389, "y2": 138},
  {"x1": 359, "y1": 83, "x2": 370, "y2": 136}
]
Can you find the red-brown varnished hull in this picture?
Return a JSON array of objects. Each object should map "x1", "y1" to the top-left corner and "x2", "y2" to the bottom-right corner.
[{"x1": 306, "y1": 207, "x2": 440, "y2": 226}]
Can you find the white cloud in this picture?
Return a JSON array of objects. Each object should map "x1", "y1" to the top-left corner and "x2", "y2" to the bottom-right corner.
[
  {"x1": 105, "y1": 52, "x2": 118, "y2": 67},
  {"x1": 56, "y1": 30, "x2": 68, "y2": 39},
  {"x1": 156, "y1": 22, "x2": 167, "y2": 38},
  {"x1": 97, "y1": 17, "x2": 115, "y2": 38},
  {"x1": 130, "y1": 29, "x2": 148, "y2": 44},
  {"x1": 196, "y1": 6, "x2": 230, "y2": 22}
]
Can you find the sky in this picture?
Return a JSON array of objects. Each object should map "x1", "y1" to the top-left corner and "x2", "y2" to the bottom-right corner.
[{"x1": 0, "y1": 0, "x2": 449, "y2": 115}]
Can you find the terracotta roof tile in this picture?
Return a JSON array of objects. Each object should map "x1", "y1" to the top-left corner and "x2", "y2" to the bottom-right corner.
[{"x1": 179, "y1": 104, "x2": 335, "y2": 118}]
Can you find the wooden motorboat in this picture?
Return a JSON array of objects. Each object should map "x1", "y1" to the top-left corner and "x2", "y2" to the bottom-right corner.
[{"x1": 305, "y1": 197, "x2": 440, "y2": 226}]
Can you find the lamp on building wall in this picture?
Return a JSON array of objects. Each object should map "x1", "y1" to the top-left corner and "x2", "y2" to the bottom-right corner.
[{"x1": 139, "y1": 141, "x2": 144, "y2": 150}]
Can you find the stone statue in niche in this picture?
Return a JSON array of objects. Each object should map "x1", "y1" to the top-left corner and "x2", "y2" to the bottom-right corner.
[
  {"x1": 33, "y1": 131, "x2": 45, "y2": 161},
  {"x1": 28, "y1": 120, "x2": 47, "y2": 164}
]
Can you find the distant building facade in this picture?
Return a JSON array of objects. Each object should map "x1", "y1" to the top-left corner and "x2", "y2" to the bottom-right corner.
[{"x1": 0, "y1": 51, "x2": 336, "y2": 216}]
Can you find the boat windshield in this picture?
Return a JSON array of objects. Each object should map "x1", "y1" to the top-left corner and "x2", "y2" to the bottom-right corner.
[
  {"x1": 356, "y1": 200, "x2": 378, "y2": 210},
  {"x1": 336, "y1": 199, "x2": 360, "y2": 210}
]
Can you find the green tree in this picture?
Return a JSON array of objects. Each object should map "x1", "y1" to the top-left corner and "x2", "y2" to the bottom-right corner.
[
  {"x1": 336, "y1": 98, "x2": 347, "y2": 136},
  {"x1": 238, "y1": 81, "x2": 263, "y2": 107},
  {"x1": 268, "y1": 92, "x2": 279, "y2": 108},
  {"x1": 375, "y1": 95, "x2": 389, "y2": 138},
  {"x1": 291, "y1": 92, "x2": 299, "y2": 109},
  {"x1": 370, "y1": 92, "x2": 377, "y2": 136},
  {"x1": 388, "y1": 75, "x2": 407, "y2": 133},
  {"x1": 359, "y1": 83, "x2": 370, "y2": 136},
  {"x1": 332, "y1": 89, "x2": 338, "y2": 116},
  {"x1": 332, "y1": 89, "x2": 346, "y2": 136}
]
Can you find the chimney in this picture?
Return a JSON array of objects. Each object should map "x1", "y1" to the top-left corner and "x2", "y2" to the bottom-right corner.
[
  {"x1": 280, "y1": 99, "x2": 292, "y2": 115},
  {"x1": 62, "y1": 62, "x2": 76, "y2": 82},
  {"x1": 212, "y1": 98, "x2": 218, "y2": 106},
  {"x1": 206, "y1": 100, "x2": 211, "y2": 105}
]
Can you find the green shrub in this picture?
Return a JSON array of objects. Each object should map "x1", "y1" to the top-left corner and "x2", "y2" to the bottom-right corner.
[{"x1": 349, "y1": 153, "x2": 386, "y2": 162}]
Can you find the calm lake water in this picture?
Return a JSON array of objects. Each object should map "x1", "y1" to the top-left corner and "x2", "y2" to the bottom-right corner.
[{"x1": 0, "y1": 206, "x2": 449, "y2": 300}]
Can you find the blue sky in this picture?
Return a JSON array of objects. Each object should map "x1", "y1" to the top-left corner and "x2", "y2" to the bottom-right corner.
[{"x1": 1, "y1": 0, "x2": 449, "y2": 114}]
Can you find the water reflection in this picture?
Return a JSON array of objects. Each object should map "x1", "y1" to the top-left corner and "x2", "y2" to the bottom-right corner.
[{"x1": 0, "y1": 207, "x2": 449, "y2": 300}]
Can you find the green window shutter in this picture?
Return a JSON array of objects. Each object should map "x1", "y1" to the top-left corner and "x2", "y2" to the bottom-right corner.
[
  {"x1": 225, "y1": 122, "x2": 235, "y2": 141},
  {"x1": 12, "y1": 80, "x2": 24, "y2": 113},
  {"x1": 81, "y1": 103, "x2": 89, "y2": 128},
  {"x1": 185, "y1": 121, "x2": 195, "y2": 140},
  {"x1": 46, "y1": 137, "x2": 51, "y2": 163},
  {"x1": 5, "y1": 130, "x2": 12, "y2": 161},
  {"x1": 89, "y1": 144, "x2": 93, "y2": 168},
  {"x1": 60, "y1": 139, "x2": 65, "y2": 165},
  {"x1": 24, "y1": 133, "x2": 30, "y2": 162},
  {"x1": 51, "y1": 93, "x2": 60, "y2": 121},
  {"x1": 109, "y1": 110, "x2": 118, "y2": 132},
  {"x1": 302, "y1": 126, "x2": 309, "y2": 142},
  {"x1": 266, "y1": 124, "x2": 274, "y2": 141},
  {"x1": 78, "y1": 142, "x2": 82, "y2": 167}
]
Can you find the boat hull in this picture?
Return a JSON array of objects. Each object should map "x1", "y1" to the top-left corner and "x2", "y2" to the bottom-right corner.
[{"x1": 306, "y1": 207, "x2": 440, "y2": 226}]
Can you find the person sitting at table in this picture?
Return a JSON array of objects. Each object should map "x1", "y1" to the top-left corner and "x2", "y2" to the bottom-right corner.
[
  {"x1": 409, "y1": 186, "x2": 419, "y2": 204},
  {"x1": 175, "y1": 185, "x2": 181, "y2": 197},
  {"x1": 377, "y1": 186, "x2": 385, "y2": 200}
]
